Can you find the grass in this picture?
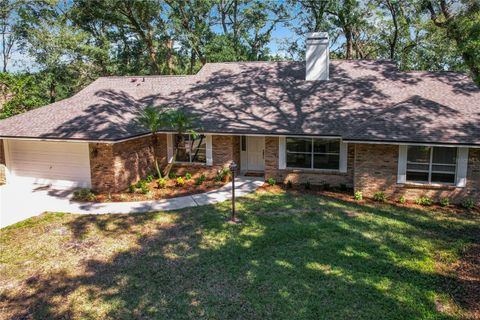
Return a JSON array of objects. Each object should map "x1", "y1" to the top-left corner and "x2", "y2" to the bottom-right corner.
[{"x1": 0, "y1": 191, "x2": 478, "y2": 319}]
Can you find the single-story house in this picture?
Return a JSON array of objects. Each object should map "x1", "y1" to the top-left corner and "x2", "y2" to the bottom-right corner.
[{"x1": 0, "y1": 33, "x2": 479, "y2": 202}]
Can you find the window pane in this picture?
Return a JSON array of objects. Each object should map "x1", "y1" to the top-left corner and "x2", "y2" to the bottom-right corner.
[
  {"x1": 431, "y1": 173, "x2": 455, "y2": 184},
  {"x1": 314, "y1": 154, "x2": 339, "y2": 170},
  {"x1": 432, "y1": 164, "x2": 456, "y2": 173},
  {"x1": 286, "y1": 138, "x2": 312, "y2": 153},
  {"x1": 407, "y1": 163, "x2": 429, "y2": 171},
  {"x1": 287, "y1": 153, "x2": 311, "y2": 168},
  {"x1": 407, "y1": 146, "x2": 430, "y2": 163},
  {"x1": 432, "y1": 147, "x2": 456, "y2": 164},
  {"x1": 191, "y1": 148, "x2": 206, "y2": 163},
  {"x1": 314, "y1": 139, "x2": 340, "y2": 153},
  {"x1": 406, "y1": 171, "x2": 429, "y2": 182},
  {"x1": 176, "y1": 148, "x2": 189, "y2": 162},
  {"x1": 241, "y1": 136, "x2": 246, "y2": 151}
]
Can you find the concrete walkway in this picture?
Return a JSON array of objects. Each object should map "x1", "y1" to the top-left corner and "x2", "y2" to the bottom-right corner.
[{"x1": 0, "y1": 177, "x2": 264, "y2": 228}]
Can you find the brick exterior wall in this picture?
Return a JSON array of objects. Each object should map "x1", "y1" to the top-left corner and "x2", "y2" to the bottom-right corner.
[
  {"x1": 354, "y1": 144, "x2": 480, "y2": 203},
  {"x1": 0, "y1": 139, "x2": 5, "y2": 184},
  {"x1": 90, "y1": 134, "x2": 240, "y2": 192},
  {"x1": 264, "y1": 136, "x2": 355, "y2": 187},
  {"x1": 90, "y1": 134, "x2": 167, "y2": 192}
]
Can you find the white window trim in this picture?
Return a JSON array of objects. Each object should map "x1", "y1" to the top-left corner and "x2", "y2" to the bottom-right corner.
[
  {"x1": 397, "y1": 145, "x2": 468, "y2": 187},
  {"x1": 284, "y1": 137, "x2": 345, "y2": 172}
]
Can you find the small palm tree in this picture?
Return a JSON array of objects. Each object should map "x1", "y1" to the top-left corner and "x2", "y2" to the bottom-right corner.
[
  {"x1": 136, "y1": 106, "x2": 166, "y2": 178},
  {"x1": 136, "y1": 106, "x2": 198, "y2": 177}
]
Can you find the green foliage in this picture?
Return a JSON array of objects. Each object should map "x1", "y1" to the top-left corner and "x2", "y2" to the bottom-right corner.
[
  {"x1": 136, "y1": 180, "x2": 147, "y2": 189},
  {"x1": 145, "y1": 175, "x2": 154, "y2": 183},
  {"x1": 73, "y1": 188, "x2": 96, "y2": 202},
  {"x1": 373, "y1": 192, "x2": 386, "y2": 202},
  {"x1": 267, "y1": 178, "x2": 276, "y2": 186},
  {"x1": 157, "y1": 178, "x2": 167, "y2": 189},
  {"x1": 415, "y1": 197, "x2": 433, "y2": 206},
  {"x1": 176, "y1": 177, "x2": 185, "y2": 186},
  {"x1": 168, "y1": 172, "x2": 177, "y2": 180},
  {"x1": 439, "y1": 197, "x2": 450, "y2": 207},
  {"x1": 286, "y1": 180, "x2": 293, "y2": 189},
  {"x1": 128, "y1": 184, "x2": 136, "y2": 193},
  {"x1": 195, "y1": 174, "x2": 206, "y2": 186},
  {"x1": 354, "y1": 191, "x2": 363, "y2": 201},
  {"x1": 461, "y1": 198, "x2": 475, "y2": 210},
  {"x1": 185, "y1": 172, "x2": 192, "y2": 180},
  {"x1": 215, "y1": 167, "x2": 231, "y2": 182},
  {"x1": 140, "y1": 185, "x2": 150, "y2": 195},
  {"x1": 398, "y1": 196, "x2": 406, "y2": 204}
]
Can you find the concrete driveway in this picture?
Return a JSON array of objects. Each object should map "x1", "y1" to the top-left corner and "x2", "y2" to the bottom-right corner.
[{"x1": 0, "y1": 177, "x2": 264, "y2": 228}]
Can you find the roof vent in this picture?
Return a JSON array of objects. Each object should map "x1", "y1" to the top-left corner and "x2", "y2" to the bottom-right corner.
[{"x1": 306, "y1": 32, "x2": 329, "y2": 81}]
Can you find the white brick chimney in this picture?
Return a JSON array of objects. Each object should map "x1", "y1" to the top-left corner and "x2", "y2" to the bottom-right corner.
[{"x1": 306, "y1": 32, "x2": 329, "y2": 81}]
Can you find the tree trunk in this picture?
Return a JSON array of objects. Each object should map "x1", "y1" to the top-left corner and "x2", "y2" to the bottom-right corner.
[
  {"x1": 190, "y1": 50, "x2": 196, "y2": 74},
  {"x1": 345, "y1": 28, "x2": 354, "y2": 59}
]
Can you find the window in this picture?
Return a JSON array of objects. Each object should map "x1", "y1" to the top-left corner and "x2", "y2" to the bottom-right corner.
[
  {"x1": 175, "y1": 134, "x2": 206, "y2": 163},
  {"x1": 286, "y1": 138, "x2": 340, "y2": 170},
  {"x1": 241, "y1": 136, "x2": 246, "y2": 151},
  {"x1": 406, "y1": 146, "x2": 457, "y2": 184}
]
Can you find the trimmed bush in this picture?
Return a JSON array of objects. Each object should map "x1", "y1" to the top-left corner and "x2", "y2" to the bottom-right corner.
[
  {"x1": 462, "y1": 198, "x2": 475, "y2": 210},
  {"x1": 439, "y1": 197, "x2": 450, "y2": 207},
  {"x1": 157, "y1": 178, "x2": 167, "y2": 189},
  {"x1": 195, "y1": 174, "x2": 206, "y2": 186},
  {"x1": 373, "y1": 192, "x2": 386, "y2": 202},
  {"x1": 73, "y1": 189, "x2": 96, "y2": 202},
  {"x1": 185, "y1": 172, "x2": 192, "y2": 180},
  {"x1": 415, "y1": 197, "x2": 433, "y2": 206},
  {"x1": 176, "y1": 177, "x2": 185, "y2": 186},
  {"x1": 286, "y1": 180, "x2": 293, "y2": 189},
  {"x1": 267, "y1": 178, "x2": 276, "y2": 186},
  {"x1": 398, "y1": 196, "x2": 406, "y2": 204},
  {"x1": 354, "y1": 191, "x2": 363, "y2": 201}
]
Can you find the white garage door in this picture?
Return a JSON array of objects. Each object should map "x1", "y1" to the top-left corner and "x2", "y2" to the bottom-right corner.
[{"x1": 4, "y1": 140, "x2": 91, "y2": 188}]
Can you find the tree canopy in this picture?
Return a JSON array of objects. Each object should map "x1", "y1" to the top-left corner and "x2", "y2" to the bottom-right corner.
[{"x1": 0, "y1": 0, "x2": 479, "y2": 119}]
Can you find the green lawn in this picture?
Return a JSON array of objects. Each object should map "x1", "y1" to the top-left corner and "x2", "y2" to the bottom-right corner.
[{"x1": 0, "y1": 191, "x2": 478, "y2": 319}]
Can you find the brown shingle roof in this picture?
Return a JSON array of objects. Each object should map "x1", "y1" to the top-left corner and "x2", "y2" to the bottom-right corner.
[{"x1": 0, "y1": 60, "x2": 479, "y2": 145}]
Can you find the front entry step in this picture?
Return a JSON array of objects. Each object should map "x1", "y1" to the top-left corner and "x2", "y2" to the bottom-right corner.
[{"x1": 243, "y1": 172, "x2": 265, "y2": 178}]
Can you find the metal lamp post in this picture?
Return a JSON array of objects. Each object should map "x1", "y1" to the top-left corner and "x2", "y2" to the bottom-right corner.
[{"x1": 228, "y1": 161, "x2": 239, "y2": 223}]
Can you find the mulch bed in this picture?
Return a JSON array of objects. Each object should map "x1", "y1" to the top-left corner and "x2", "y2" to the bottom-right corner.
[{"x1": 92, "y1": 179, "x2": 228, "y2": 203}]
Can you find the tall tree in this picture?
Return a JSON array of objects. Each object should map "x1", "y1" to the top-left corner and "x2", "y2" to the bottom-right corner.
[
  {"x1": 0, "y1": 0, "x2": 22, "y2": 72},
  {"x1": 422, "y1": 0, "x2": 480, "y2": 83}
]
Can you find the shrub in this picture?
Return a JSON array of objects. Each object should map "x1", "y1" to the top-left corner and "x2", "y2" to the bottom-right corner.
[
  {"x1": 215, "y1": 167, "x2": 231, "y2": 182},
  {"x1": 168, "y1": 172, "x2": 177, "y2": 179},
  {"x1": 398, "y1": 196, "x2": 406, "y2": 204},
  {"x1": 304, "y1": 181, "x2": 311, "y2": 190},
  {"x1": 462, "y1": 198, "x2": 475, "y2": 209},
  {"x1": 195, "y1": 174, "x2": 206, "y2": 186},
  {"x1": 286, "y1": 180, "x2": 293, "y2": 189},
  {"x1": 73, "y1": 189, "x2": 96, "y2": 202},
  {"x1": 157, "y1": 178, "x2": 167, "y2": 189},
  {"x1": 373, "y1": 192, "x2": 386, "y2": 202},
  {"x1": 136, "y1": 180, "x2": 147, "y2": 189},
  {"x1": 439, "y1": 197, "x2": 450, "y2": 207},
  {"x1": 267, "y1": 178, "x2": 276, "y2": 186},
  {"x1": 145, "y1": 175, "x2": 154, "y2": 183},
  {"x1": 176, "y1": 177, "x2": 185, "y2": 186},
  {"x1": 140, "y1": 185, "x2": 149, "y2": 194},
  {"x1": 128, "y1": 184, "x2": 136, "y2": 193},
  {"x1": 185, "y1": 172, "x2": 192, "y2": 180},
  {"x1": 354, "y1": 191, "x2": 363, "y2": 201},
  {"x1": 415, "y1": 196, "x2": 433, "y2": 206}
]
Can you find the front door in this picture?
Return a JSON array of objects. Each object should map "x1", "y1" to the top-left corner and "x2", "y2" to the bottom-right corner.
[{"x1": 246, "y1": 136, "x2": 265, "y2": 171}]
